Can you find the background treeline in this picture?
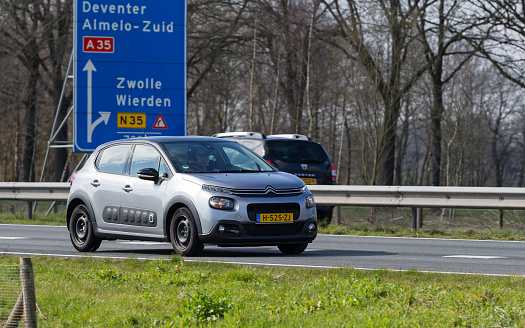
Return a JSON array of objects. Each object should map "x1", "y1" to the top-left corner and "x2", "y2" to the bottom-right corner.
[{"x1": 1, "y1": 0, "x2": 525, "y2": 187}]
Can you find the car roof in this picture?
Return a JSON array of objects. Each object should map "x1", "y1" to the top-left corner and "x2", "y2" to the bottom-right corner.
[
  {"x1": 94, "y1": 136, "x2": 231, "y2": 151},
  {"x1": 213, "y1": 132, "x2": 316, "y2": 143},
  {"x1": 265, "y1": 136, "x2": 315, "y2": 142}
]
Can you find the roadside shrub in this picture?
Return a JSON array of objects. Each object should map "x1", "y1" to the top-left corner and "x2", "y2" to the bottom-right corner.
[{"x1": 182, "y1": 292, "x2": 232, "y2": 323}]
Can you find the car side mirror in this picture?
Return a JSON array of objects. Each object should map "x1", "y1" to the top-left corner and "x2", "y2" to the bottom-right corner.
[{"x1": 137, "y1": 168, "x2": 159, "y2": 181}]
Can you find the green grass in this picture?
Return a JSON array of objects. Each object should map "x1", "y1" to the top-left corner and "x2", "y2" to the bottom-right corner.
[
  {"x1": 320, "y1": 206, "x2": 525, "y2": 240},
  {"x1": 0, "y1": 255, "x2": 524, "y2": 327},
  {"x1": 0, "y1": 201, "x2": 66, "y2": 225},
  {"x1": 320, "y1": 224, "x2": 525, "y2": 241}
]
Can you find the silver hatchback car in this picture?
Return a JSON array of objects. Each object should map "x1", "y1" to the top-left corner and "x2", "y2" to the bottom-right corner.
[{"x1": 67, "y1": 136, "x2": 317, "y2": 256}]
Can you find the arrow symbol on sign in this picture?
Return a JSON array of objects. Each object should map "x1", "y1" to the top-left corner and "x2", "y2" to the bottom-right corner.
[{"x1": 84, "y1": 60, "x2": 110, "y2": 143}]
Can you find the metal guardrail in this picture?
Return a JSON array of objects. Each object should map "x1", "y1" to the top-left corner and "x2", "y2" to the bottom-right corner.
[
  {"x1": 1, "y1": 183, "x2": 524, "y2": 228},
  {"x1": 0, "y1": 182, "x2": 70, "y2": 201},
  {"x1": 308, "y1": 185, "x2": 525, "y2": 209},
  {"x1": 1, "y1": 182, "x2": 525, "y2": 208}
]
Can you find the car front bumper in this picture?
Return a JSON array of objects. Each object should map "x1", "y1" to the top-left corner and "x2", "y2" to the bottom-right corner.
[{"x1": 199, "y1": 218, "x2": 317, "y2": 246}]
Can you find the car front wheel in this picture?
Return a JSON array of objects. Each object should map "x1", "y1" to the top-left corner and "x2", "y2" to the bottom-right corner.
[
  {"x1": 69, "y1": 204, "x2": 102, "y2": 252},
  {"x1": 170, "y1": 207, "x2": 204, "y2": 256},
  {"x1": 278, "y1": 243, "x2": 308, "y2": 254}
]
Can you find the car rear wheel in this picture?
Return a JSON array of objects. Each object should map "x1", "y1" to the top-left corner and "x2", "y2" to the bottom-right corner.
[
  {"x1": 170, "y1": 207, "x2": 204, "y2": 256},
  {"x1": 69, "y1": 204, "x2": 102, "y2": 252},
  {"x1": 277, "y1": 243, "x2": 308, "y2": 254}
]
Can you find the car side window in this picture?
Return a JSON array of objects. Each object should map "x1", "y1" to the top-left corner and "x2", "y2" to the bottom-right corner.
[
  {"x1": 96, "y1": 144, "x2": 132, "y2": 174},
  {"x1": 129, "y1": 144, "x2": 161, "y2": 176},
  {"x1": 158, "y1": 159, "x2": 171, "y2": 177}
]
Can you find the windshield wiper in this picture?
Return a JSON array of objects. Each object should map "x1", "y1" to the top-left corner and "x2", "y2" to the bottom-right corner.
[
  {"x1": 227, "y1": 169, "x2": 257, "y2": 173},
  {"x1": 211, "y1": 169, "x2": 259, "y2": 173}
]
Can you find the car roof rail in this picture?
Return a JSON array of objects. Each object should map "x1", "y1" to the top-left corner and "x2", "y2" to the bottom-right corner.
[
  {"x1": 268, "y1": 134, "x2": 312, "y2": 141},
  {"x1": 212, "y1": 132, "x2": 267, "y2": 139}
]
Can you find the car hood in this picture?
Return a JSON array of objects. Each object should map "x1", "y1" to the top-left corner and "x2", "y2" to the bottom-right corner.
[{"x1": 181, "y1": 172, "x2": 304, "y2": 189}]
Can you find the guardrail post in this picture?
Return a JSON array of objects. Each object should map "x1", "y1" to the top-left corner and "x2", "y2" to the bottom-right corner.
[
  {"x1": 411, "y1": 207, "x2": 417, "y2": 230},
  {"x1": 334, "y1": 206, "x2": 341, "y2": 225},
  {"x1": 499, "y1": 209, "x2": 504, "y2": 228},
  {"x1": 26, "y1": 202, "x2": 33, "y2": 220}
]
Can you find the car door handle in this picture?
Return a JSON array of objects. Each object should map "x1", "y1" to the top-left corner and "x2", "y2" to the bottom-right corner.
[
  {"x1": 91, "y1": 180, "x2": 100, "y2": 187},
  {"x1": 122, "y1": 185, "x2": 133, "y2": 193}
]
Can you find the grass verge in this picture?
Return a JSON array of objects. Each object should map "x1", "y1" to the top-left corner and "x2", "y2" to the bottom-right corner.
[
  {"x1": 320, "y1": 224, "x2": 525, "y2": 241},
  {"x1": 0, "y1": 201, "x2": 66, "y2": 225},
  {"x1": 0, "y1": 255, "x2": 524, "y2": 327}
]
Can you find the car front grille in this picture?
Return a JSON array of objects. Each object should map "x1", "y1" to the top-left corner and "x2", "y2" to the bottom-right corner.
[{"x1": 230, "y1": 186, "x2": 303, "y2": 197}]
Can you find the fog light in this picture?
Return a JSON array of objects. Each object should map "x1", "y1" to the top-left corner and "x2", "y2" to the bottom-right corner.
[
  {"x1": 308, "y1": 222, "x2": 317, "y2": 232},
  {"x1": 218, "y1": 225, "x2": 225, "y2": 233},
  {"x1": 209, "y1": 197, "x2": 234, "y2": 210}
]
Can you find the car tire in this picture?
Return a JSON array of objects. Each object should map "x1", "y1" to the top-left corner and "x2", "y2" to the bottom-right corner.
[
  {"x1": 277, "y1": 243, "x2": 308, "y2": 255},
  {"x1": 170, "y1": 207, "x2": 204, "y2": 256},
  {"x1": 69, "y1": 204, "x2": 102, "y2": 252}
]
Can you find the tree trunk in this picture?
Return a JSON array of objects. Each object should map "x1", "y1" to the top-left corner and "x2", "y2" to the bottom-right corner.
[
  {"x1": 429, "y1": 80, "x2": 444, "y2": 186},
  {"x1": 380, "y1": 95, "x2": 401, "y2": 186},
  {"x1": 21, "y1": 55, "x2": 39, "y2": 182}
]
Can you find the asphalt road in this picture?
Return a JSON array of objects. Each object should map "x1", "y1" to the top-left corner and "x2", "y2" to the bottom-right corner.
[{"x1": 1, "y1": 224, "x2": 524, "y2": 276}]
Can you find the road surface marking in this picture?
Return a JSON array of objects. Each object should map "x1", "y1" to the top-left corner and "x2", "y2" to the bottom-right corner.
[
  {"x1": 443, "y1": 255, "x2": 507, "y2": 259},
  {"x1": 0, "y1": 251, "x2": 519, "y2": 277}
]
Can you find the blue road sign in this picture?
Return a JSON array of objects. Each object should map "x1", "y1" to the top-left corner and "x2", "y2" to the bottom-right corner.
[{"x1": 73, "y1": 0, "x2": 186, "y2": 152}]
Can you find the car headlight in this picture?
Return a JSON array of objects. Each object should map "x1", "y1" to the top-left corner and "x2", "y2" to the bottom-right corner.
[
  {"x1": 202, "y1": 185, "x2": 232, "y2": 194},
  {"x1": 209, "y1": 196, "x2": 235, "y2": 210},
  {"x1": 305, "y1": 194, "x2": 315, "y2": 208}
]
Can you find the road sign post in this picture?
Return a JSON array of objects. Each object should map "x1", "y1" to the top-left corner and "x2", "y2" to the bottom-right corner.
[{"x1": 73, "y1": 0, "x2": 186, "y2": 152}]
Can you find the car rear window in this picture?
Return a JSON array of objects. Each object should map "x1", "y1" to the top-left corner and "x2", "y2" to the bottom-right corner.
[{"x1": 266, "y1": 140, "x2": 328, "y2": 163}]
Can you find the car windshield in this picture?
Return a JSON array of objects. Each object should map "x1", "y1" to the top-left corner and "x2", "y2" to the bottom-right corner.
[
  {"x1": 266, "y1": 140, "x2": 328, "y2": 163},
  {"x1": 161, "y1": 141, "x2": 276, "y2": 173}
]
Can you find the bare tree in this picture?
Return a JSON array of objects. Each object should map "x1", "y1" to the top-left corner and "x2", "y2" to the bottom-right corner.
[
  {"x1": 39, "y1": 0, "x2": 73, "y2": 182},
  {"x1": 416, "y1": 0, "x2": 478, "y2": 186},
  {"x1": 0, "y1": 0, "x2": 73, "y2": 182},
  {"x1": 442, "y1": 58, "x2": 490, "y2": 187},
  {"x1": 186, "y1": 0, "x2": 251, "y2": 101},
  {"x1": 479, "y1": 74, "x2": 521, "y2": 186},
  {"x1": 260, "y1": 0, "x2": 323, "y2": 133},
  {"x1": 324, "y1": 0, "x2": 427, "y2": 185},
  {"x1": 470, "y1": 0, "x2": 525, "y2": 88},
  {"x1": 0, "y1": 0, "x2": 45, "y2": 182}
]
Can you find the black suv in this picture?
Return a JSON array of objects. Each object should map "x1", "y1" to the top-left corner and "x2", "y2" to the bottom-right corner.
[{"x1": 213, "y1": 132, "x2": 336, "y2": 224}]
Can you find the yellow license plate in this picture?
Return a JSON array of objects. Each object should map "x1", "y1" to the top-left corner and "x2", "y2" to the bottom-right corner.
[
  {"x1": 300, "y1": 177, "x2": 317, "y2": 185},
  {"x1": 256, "y1": 213, "x2": 293, "y2": 223}
]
